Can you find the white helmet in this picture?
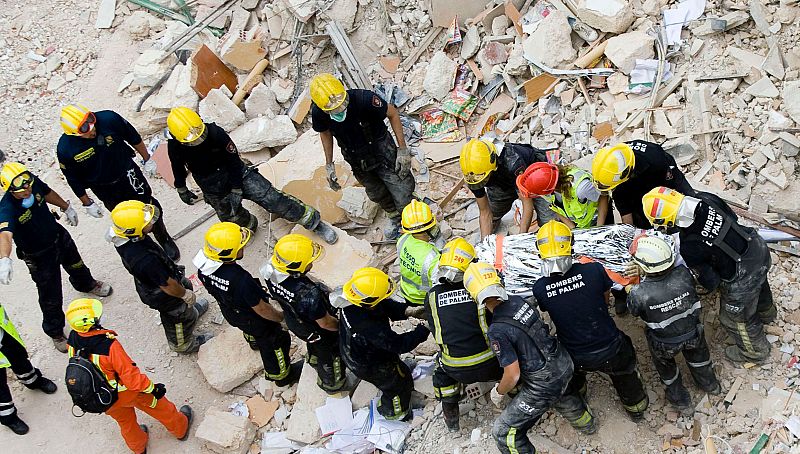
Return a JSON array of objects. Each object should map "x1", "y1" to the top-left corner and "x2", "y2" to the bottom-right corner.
[{"x1": 630, "y1": 236, "x2": 675, "y2": 274}]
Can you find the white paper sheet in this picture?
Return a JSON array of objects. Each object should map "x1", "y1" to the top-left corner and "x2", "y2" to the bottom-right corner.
[
  {"x1": 663, "y1": 0, "x2": 707, "y2": 45},
  {"x1": 315, "y1": 396, "x2": 355, "y2": 436}
]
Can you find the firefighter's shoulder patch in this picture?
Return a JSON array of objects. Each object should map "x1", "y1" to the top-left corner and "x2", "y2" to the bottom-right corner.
[
  {"x1": 372, "y1": 95, "x2": 383, "y2": 108},
  {"x1": 226, "y1": 141, "x2": 237, "y2": 154},
  {"x1": 491, "y1": 340, "x2": 501, "y2": 354}
]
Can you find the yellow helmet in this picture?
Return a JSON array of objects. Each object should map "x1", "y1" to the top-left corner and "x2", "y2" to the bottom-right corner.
[
  {"x1": 60, "y1": 104, "x2": 96, "y2": 136},
  {"x1": 459, "y1": 139, "x2": 498, "y2": 185},
  {"x1": 110, "y1": 200, "x2": 160, "y2": 238},
  {"x1": 271, "y1": 233, "x2": 323, "y2": 274},
  {"x1": 536, "y1": 220, "x2": 573, "y2": 259},
  {"x1": 167, "y1": 107, "x2": 206, "y2": 143},
  {"x1": 438, "y1": 237, "x2": 475, "y2": 282},
  {"x1": 0, "y1": 162, "x2": 32, "y2": 192},
  {"x1": 464, "y1": 262, "x2": 506, "y2": 305},
  {"x1": 401, "y1": 200, "x2": 437, "y2": 233},
  {"x1": 66, "y1": 298, "x2": 103, "y2": 333},
  {"x1": 203, "y1": 222, "x2": 253, "y2": 262},
  {"x1": 591, "y1": 143, "x2": 635, "y2": 191},
  {"x1": 310, "y1": 73, "x2": 347, "y2": 112},
  {"x1": 343, "y1": 267, "x2": 396, "y2": 307},
  {"x1": 642, "y1": 186, "x2": 685, "y2": 229}
]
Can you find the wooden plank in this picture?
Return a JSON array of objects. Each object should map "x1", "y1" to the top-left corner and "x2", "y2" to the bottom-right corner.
[
  {"x1": 231, "y1": 58, "x2": 268, "y2": 105},
  {"x1": 439, "y1": 177, "x2": 466, "y2": 209},
  {"x1": 174, "y1": 209, "x2": 216, "y2": 240},
  {"x1": 504, "y1": 1, "x2": 524, "y2": 36},
  {"x1": 420, "y1": 141, "x2": 467, "y2": 162},
  {"x1": 724, "y1": 377, "x2": 744, "y2": 407},
  {"x1": 190, "y1": 44, "x2": 238, "y2": 98},
  {"x1": 401, "y1": 26, "x2": 443, "y2": 69},
  {"x1": 96, "y1": 0, "x2": 117, "y2": 29}
]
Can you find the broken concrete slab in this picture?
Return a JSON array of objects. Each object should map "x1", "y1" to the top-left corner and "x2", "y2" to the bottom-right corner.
[
  {"x1": 244, "y1": 83, "x2": 280, "y2": 119},
  {"x1": 283, "y1": 165, "x2": 350, "y2": 224},
  {"x1": 285, "y1": 363, "x2": 327, "y2": 444},
  {"x1": 522, "y1": 10, "x2": 576, "y2": 69},
  {"x1": 132, "y1": 49, "x2": 176, "y2": 87},
  {"x1": 607, "y1": 72, "x2": 628, "y2": 95},
  {"x1": 290, "y1": 224, "x2": 375, "y2": 289},
  {"x1": 424, "y1": 51, "x2": 458, "y2": 101},
  {"x1": 260, "y1": 129, "x2": 346, "y2": 188},
  {"x1": 784, "y1": 80, "x2": 800, "y2": 125},
  {"x1": 245, "y1": 395, "x2": 279, "y2": 428},
  {"x1": 575, "y1": 0, "x2": 635, "y2": 34},
  {"x1": 281, "y1": 0, "x2": 317, "y2": 22},
  {"x1": 271, "y1": 78, "x2": 295, "y2": 104},
  {"x1": 146, "y1": 64, "x2": 199, "y2": 111},
  {"x1": 95, "y1": 0, "x2": 116, "y2": 29},
  {"x1": 743, "y1": 76, "x2": 779, "y2": 98},
  {"x1": 728, "y1": 46, "x2": 766, "y2": 69},
  {"x1": 229, "y1": 115, "x2": 297, "y2": 153},
  {"x1": 337, "y1": 186, "x2": 379, "y2": 225},
  {"x1": 195, "y1": 407, "x2": 257, "y2": 454},
  {"x1": 323, "y1": 0, "x2": 358, "y2": 29},
  {"x1": 223, "y1": 39, "x2": 267, "y2": 72},
  {"x1": 351, "y1": 380, "x2": 379, "y2": 410},
  {"x1": 481, "y1": 41, "x2": 508, "y2": 65},
  {"x1": 762, "y1": 44, "x2": 785, "y2": 80},
  {"x1": 762, "y1": 387, "x2": 800, "y2": 422},
  {"x1": 663, "y1": 137, "x2": 699, "y2": 166},
  {"x1": 197, "y1": 326, "x2": 265, "y2": 393},
  {"x1": 604, "y1": 31, "x2": 655, "y2": 75},
  {"x1": 199, "y1": 88, "x2": 246, "y2": 132}
]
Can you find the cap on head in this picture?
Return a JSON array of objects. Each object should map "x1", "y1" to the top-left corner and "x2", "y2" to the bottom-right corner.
[
  {"x1": 463, "y1": 262, "x2": 507, "y2": 306},
  {"x1": 459, "y1": 139, "x2": 498, "y2": 186},
  {"x1": 630, "y1": 235, "x2": 675, "y2": 274},
  {"x1": 642, "y1": 186, "x2": 685, "y2": 230},
  {"x1": 591, "y1": 143, "x2": 635, "y2": 191},
  {"x1": 516, "y1": 162, "x2": 559, "y2": 198},
  {"x1": 111, "y1": 200, "x2": 159, "y2": 239},
  {"x1": 203, "y1": 222, "x2": 252, "y2": 262},
  {"x1": 536, "y1": 220, "x2": 573, "y2": 259},
  {"x1": 343, "y1": 267, "x2": 396, "y2": 307},
  {"x1": 66, "y1": 298, "x2": 103, "y2": 333},
  {"x1": 310, "y1": 73, "x2": 347, "y2": 112},
  {"x1": 167, "y1": 107, "x2": 206, "y2": 143},
  {"x1": 271, "y1": 233, "x2": 323, "y2": 274}
]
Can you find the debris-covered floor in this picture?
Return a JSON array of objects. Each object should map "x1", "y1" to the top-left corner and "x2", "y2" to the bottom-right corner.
[{"x1": 1, "y1": 0, "x2": 800, "y2": 453}]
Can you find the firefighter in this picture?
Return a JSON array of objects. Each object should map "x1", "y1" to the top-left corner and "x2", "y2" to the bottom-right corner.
[
  {"x1": 166, "y1": 107, "x2": 337, "y2": 244},
  {"x1": 0, "y1": 162, "x2": 111, "y2": 352},
  {"x1": 259, "y1": 233, "x2": 345, "y2": 392},
  {"x1": 0, "y1": 303, "x2": 58, "y2": 435},
  {"x1": 57, "y1": 105, "x2": 180, "y2": 260},
  {"x1": 642, "y1": 187, "x2": 775, "y2": 363},
  {"x1": 397, "y1": 200, "x2": 443, "y2": 306},
  {"x1": 339, "y1": 267, "x2": 430, "y2": 420},
  {"x1": 310, "y1": 74, "x2": 414, "y2": 240},
  {"x1": 108, "y1": 201, "x2": 211, "y2": 353},
  {"x1": 531, "y1": 220, "x2": 649, "y2": 422},
  {"x1": 66, "y1": 299, "x2": 193, "y2": 453},
  {"x1": 591, "y1": 140, "x2": 694, "y2": 229},
  {"x1": 459, "y1": 139, "x2": 556, "y2": 239},
  {"x1": 195, "y1": 223, "x2": 302, "y2": 387},
  {"x1": 426, "y1": 238, "x2": 502, "y2": 431},
  {"x1": 627, "y1": 235, "x2": 721, "y2": 412},
  {"x1": 463, "y1": 262, "x2": 576, "y2": 454}
]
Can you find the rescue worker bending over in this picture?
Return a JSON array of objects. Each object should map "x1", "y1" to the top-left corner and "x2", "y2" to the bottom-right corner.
[
  {"x1": 464, "y1": 262, "x2": 575, "y2": 454},
  {"x1": 532, "y1": 221, "x2": 648, "y2": 423},
  {"x1": 397, "y1": 200, "x2": 443, "y2": 306},
  {"x1": 0, "y1": 303, "x2": 58, "y2": 435},
  {"x1": 627, "y1": 235, "x2": 721, "y2": 412},
  {"x1": 0, "y1": 162, "x2": 111, "y2": 352},
  {"x1": 310, "y1": 74, "x2": 414, "y2": 239},
  {"x1": 57, "y1": 105, "x2": 180, "y2": 260},
  {"x1": 196, "y1": 223, "x2": 302, "y2": 387},
  {"x1": 166, "y1": 107, "x2": 337, "y2": 244},
  {"x1": 643, "y1": 187, "x2": 776, "y2": 363},
  {"x1": 66, "y1": 299, "x2": 193, "y2": 453},
  {"x1": 591, "y1": 140, "x2": 694, "y2": 229},
  {"x1": 426, "y1": 238, "x2": 501, "y2": 431},
  {"x1": 260, "y1": 234, "x2": 346, "y2": 393},
  {"x1": 459, "y1": 138, "x2": 556, "y2": 239},
  {"x1": 108, "y1": 201, "x2": 211, "y2": 353},
  {"x1": 339, "y1": 267, "x2": 430, "y2": 421}
]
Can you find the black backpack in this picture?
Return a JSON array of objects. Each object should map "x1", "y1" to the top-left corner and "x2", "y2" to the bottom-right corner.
[{"x1": 65, "y1": 349, "x2": 118, "y2": 415}]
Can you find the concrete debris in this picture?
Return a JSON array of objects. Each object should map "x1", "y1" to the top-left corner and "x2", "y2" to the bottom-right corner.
[
  {"x1": 744, "y1": 76, "x2": 779, "y2": 98},
  {"x1": 271, "y1": 78, "x2": 295, "y2": 104},
  {"x1": 244, "y1": 83, "x2": 280, "y2": 119},
  {"x1": 337, "y1": 186, "x2": 380, "y2": 225},
  {"x1": 229, "y1": 115, "x2": 297, "y2": 153},
  {"x1": 285, "y1": 363, "x2": 328, "y2": 444},
  {"x1": 728, "y1": 46, "x2": 766, "y2": 69},
  {"x1": 323, "y1": 0, "x2": 358, "y2": 30},
  {"x1": 222, "y1": 39, "x2": 267, "y2": 72},
  {"x1": 123, "y1": 11, "x2": 156, "y2": 40},
  {"x1": 522, "y1": 10, "x2": 576, "y2": 69},
  {"x1": 197, "y1": 326, "x2": 265, "y2": 393},
  {"x1": 195, "y1": 407, "x2": 257, "y2": 454},
  {"x1": 481, "y1": 41, "x2": 508, "y2": 66},
  {"x1": 575, "y1": 0, "x2": 635, "y2": 34},
  {"x1": 461, "y1": 26, "x2": 480, "y2": 60},
  {"x1": 132, "y1": 49, "x2": 176, "y2": 87},
  {"x1": 607, "y1": 72, "x2": 628, "y2": 95},
  {"x1": 423, "y1": 51, "x2": 458, "y2": 101},
  {"x1": 663, "y1": 137, "x2": 699, "y2": 166},
  {"x1": 762, "y1": 44, "x2": 785, "y2": 80},
  {"x1": 604, "y1": 31, "x2": 655, "y2": 75},
  {"x1": 199, "y1": 88, "x2": 246, "y2": 132},
  {"x1": 350, "y1": 380, "x2": 379, "y2": 410},
  {"x1": 291, "y1": 224, "x2": 375, "y2": 289},
  {"x1": 784, "y1": 80, "x2": 800, "y2": 124},
  {"x1": 146, "y1": 64, "x2": 199, "y2": 111}
]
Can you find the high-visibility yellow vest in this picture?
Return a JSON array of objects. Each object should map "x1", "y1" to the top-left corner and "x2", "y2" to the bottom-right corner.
[
  {"x1": 0, "y1": 305, "x2": 25, "y2": 369},
  {"x1": 543, "y1": 168, "x2": 598, "y2": 229},
  {"x1": 397, "y1": 233, "x2": 440, "y2": 305}
]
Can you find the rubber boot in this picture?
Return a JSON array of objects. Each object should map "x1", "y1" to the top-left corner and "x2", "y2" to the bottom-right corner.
[
  {"x1": 725, "y1": 345, "x2": 768, "y2": 364},
  {"x1": 89, "y1": 280, "x2": 113, "y2": 297},
  {"x1": 28, "y1": 375, "x2": 57, "y2": 394},
  {"x1": 162, "y1": 238, "x2": 181, "y2": 262},
  {"x1": 274, "y1": 361, "x2": 303, "y2": 387},
  {"x1": 570, "y1": 410, "x2": 597, "y2": 435},
  {"x1": 194, "y1": 298, "x2": 210, "y2": 317},
  {"x1": 384, "y1": 217, "x2": 402, "y2": 241},
  {"x1": 624, "y1": 394, "x2": 649, "y2": 422},
  {"x1": 52, "y1": 335, "x2": 68, "y2": 354},
  {"x1": 702, "y1": 380, "x2": 722, "y2": 396},
  {"x1": 442, "y1": 401, "x2": 460, "y2": 432},
  {"x1": 665, "y1": 381, "x2": 692, "y2": 413},
  {"x1": 2, "y1": 414, "x2": 29, "y2": 435},
  {"x1": 758, "y1": 304, "x2": 777, "y2": 324},
  {"x1": 178, "y1": 405, "x2": 193, "y2": 441},
  {"x1": 245, "y1": 212, "x2": 259, "y2": 232},
  {"x1": 312, "y1": 221, "x2": 339, "y2": 244},
  {"x1": 182, "y1": 333, "x2": 214, "y2": 354}
]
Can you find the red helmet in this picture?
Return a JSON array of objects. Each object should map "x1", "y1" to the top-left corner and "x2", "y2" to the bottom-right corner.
[{"x1": 516, "y1": 162, "x2": 559, "y2": 198}]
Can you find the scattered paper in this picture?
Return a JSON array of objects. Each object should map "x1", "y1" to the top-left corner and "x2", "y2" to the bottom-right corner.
[
  {"x1": 628, "y1": 59, "x2": 673, "y2": 94},
  {"x1": 229, "y1": 400, "x2": 248, "y2": 418},
  {"x1": 445, "y1": 16, "x2": 462, "y2": 46},
  {"x1": 440, "y1": 88, "x2": 478, "y2": 121},
  {"x1": 411, "y1": 361, "x2": 436, "y2": 380},
  {"x1": 366, "y1": 418, "x2": 411, "y2": 454},
  {"x1": 261, "y1": 432, "x2": 304, "y2": 451},
  {"x1": 663, "y1": 0, "x2": 707, "y2": 45},
  {"x1": 786, "y1": 416, "x2": 800, "y2": 438},
  {"x1": 315, "y1": 396, "x2": 355, "y2": 436}
]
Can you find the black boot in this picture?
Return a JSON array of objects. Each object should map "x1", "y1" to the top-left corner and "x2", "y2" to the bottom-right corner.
[
  {"x1": 612, "y1": 289, "x2": 628, "y2": 316},
  {"x1": 274, "y1": 361, "x2": 303, "y2": 387},
  {"x1": 178, "y1": 405, "x2": 193, "y2": 441},
  {"x1": 140, "y1": 424, "x2": 149, "y2": 454},
  {"x1": 442, "y1": 401, "x2": 460, "y2": 432},
  {"x1": 2, "y1": 414, "x2": 29, "y2": 435},
  {"x1": 665, "y1": 381, "x2": 692, "y2": 412},
  {"x1": 28, "y1": 375, "x2": 57, "y2": 394},
  {"x1": 624, "y1": 394, "x2": 649, "y2": 422}
]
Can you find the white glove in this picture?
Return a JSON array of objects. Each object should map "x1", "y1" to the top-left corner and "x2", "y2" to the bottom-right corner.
[
  {"x1": 0, "y1": 257, "x2": 13, "y2": 285},
  {"x1": 84, "y1": 201, "x2": 103, "y2": 218},
  {"x1": 490, "y1": 385, "x2": 507, "y2": 408},
  {"x1": 62, "y1": 202, "x2": 79, "y2": 226},
  {"x1": 181, "y1": 289, "x2": 197, "y2": 305},
  {"x1": 143, "y1": 158, "x2": 158, "y2": 178}
]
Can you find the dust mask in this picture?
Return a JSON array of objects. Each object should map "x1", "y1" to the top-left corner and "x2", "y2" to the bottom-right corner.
[
  {"x1": 330, "y1": 109, "x2": 347, "y2": 122},
  {"x1": 21, "y1": 195, "x2": 34, "y2": 208}
]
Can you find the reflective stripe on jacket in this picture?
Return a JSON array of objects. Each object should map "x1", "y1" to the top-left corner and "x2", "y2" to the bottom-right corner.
[
  {"x1": 0, "y1": 305, "x2": 25, "y2": 369},
  {"x1": 544, "y1": 168, "x2": 598, "y2": 229},
  {"x1": 397, "y1": 234, "x2": 440, "y2": 305}
]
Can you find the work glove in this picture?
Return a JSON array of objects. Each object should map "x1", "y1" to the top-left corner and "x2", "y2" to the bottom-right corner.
[
  {"x1": 404, "y1": 305, "x2": 426, "y2": 319},
  {"x1": 0, "y1": 257, "x2": 13, "y2": 285},
  {"x1": 395, "y1": 146, "x2": 412, "y2": 179},
  {"x1": 325, "y1": 162, "x2": 341, "y2": 191},
  {"x1": 490, "y1": 385, "x2": 507, "y2": 408},
  {"x1": 227, "y1": 188, "x2": 243, "y2": 217},
  {"x1": 142, "y1": 158, "x2": 158, "y2": 178},
  {"x1": 622, "y1": 261, "x2": 640, "y2": 278},
  {"x1": 84, "y1": 201, "x2": 103, "y2": 218},
  {"x1": 62, "y1": 202, "x2": 79, "y2": 226},
  {"x1": 176, "y1": 187, "x2": 199, "y2": 205},
  {"x1": 181, "y1": 289, "x2": 197, "y2": 306},
  {"x1": 151, "y1": 383, "x2": 166, "y2": 399}
]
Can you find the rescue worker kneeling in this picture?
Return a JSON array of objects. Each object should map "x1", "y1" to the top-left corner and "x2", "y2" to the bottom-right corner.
[
  {"x1": 108, "y1": 201, "x2": 211, "y2": 353},
  {"x1": 627, "y1": 235, "x2": 721, "y2": 413},
  {"x1": 642, "y1": 187, "x2": 776, "y2": 363},
  {"x1": 195, "y1": 223, "x2": 302, "y2": 387},
  {"x1": 425, "y1": 238, "x2": 502, "y2": 431},
  {"x1": 66, "y1": 299, "x2": 193, "y2": 454},
  {"x1": 531, "y1": 221, "x2": 648, "y2": 423},
  {"x1": 464, "y1": 262, "x2": 574, "y2": 454},
  {"x1": 397, "y1": 200, "x2": 443, "y2": 306},
  {"x1": 339, "y1": 268, "x2": 430, "y2": 421},
  {"x1": 260, "y1": 234, "x2": 346, "y2": 393}
]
